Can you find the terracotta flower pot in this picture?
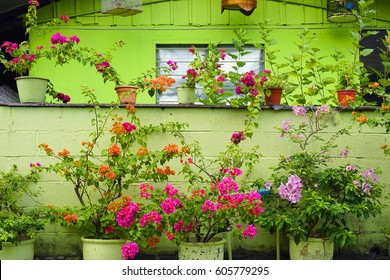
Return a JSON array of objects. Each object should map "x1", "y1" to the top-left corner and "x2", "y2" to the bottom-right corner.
[
  {"x1": 115, "y1": 85, "x2": 138, "y2": 104},
  {"x1": 264, "y1": 88, "x2": 282, "y2": 106},
  {"x1": 337, "y1": 89, "x2": 357, "y2": 106}
]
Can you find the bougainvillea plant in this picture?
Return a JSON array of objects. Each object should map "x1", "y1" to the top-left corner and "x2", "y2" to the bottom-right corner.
[
  {"x1": 39, "y1": 87, "x2": 187, "y2": 249},
  {"x1": 0, "y1": 1, "x2": 73, "y2": 102},
  {"x1": 255, "y1": 105, "x2": 386, "y2": 247},
  {"x1": 108, "y1": 117, "x2": 264, "y2": 259}
]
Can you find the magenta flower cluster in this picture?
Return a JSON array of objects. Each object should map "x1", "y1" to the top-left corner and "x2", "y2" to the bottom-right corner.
[
  {"x1": 160, "y1": 197, "x2": 182, "y2": 214},
  {"x1": 217, "y1": 177, "x2": 239, "y2": 194},
  {"x1": 242, "y1": 224, "x2": 257, "y2": 238},
  {"x1": 167, "y1": 60, "x2": 178, "y2": 71},
  {"x1": 121, "y1": 242, "x2": 139, "y2": 260},
  {"x1": 139, "y1": 210, "x2": 162, "y2": 227},
  {"x1": 122, "y1": 122, "x2": 136, "y2": 132},
  {"x1": 116, "y1": 201, "x2": 140, "y2": 228},
  {"x1": 278, "y1": 174, "x2": 303, "y2": 203},
  {"x1": 96, "y1": 61, "x2": 110, "y2": 73},
  {"x1": 230, "y1": 131, "x2": 246, "y2": 144},
  {"x1": 51, "y1": 32, "x2": 80, "y2": 45},
  {"x1": 55, "y1": 93, "x2": 71, "y2": 103}
]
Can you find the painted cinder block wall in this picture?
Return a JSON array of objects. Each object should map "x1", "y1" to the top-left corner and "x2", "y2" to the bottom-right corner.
[
  {"x1": 30, "y1": 0, "x2": 390, "y2": 104},
  {"x1": 0, "y1": 104, "x2": 389, "y2": 258}
]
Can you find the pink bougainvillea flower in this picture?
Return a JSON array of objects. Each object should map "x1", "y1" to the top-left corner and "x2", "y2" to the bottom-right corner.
[
  {"x1": 122, "y1": 122, "x2": 136, "y2": 132},
  {"x1": 292, "y1": 106, "x2": 307, "y2": 116},
  {"x1": 121, "y1": 242, "x2": 139, "y2": 259},
  {"x1": 51, "y1": 32, "x2": 67, "y2": 45},
  {"x1": 242, "y1": 224, "x2": 257, "y2": 238},
  {"x1": 278, "y1": 174, "x2": 303, "y2": 203},
  {"x1": 59, "y1": 15, "x2": 69, "y2": 23}
]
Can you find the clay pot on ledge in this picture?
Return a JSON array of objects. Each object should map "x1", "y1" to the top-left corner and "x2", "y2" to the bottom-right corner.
[
  {"x1": 115, "y1": 85, "x2": 138, "y2": 104},
  {"x1": 336, "y1": 89, "x2": 357, "y2": 106},
  {"x1": 264, "y1": 88, "x2": 282, "y2": 106}
]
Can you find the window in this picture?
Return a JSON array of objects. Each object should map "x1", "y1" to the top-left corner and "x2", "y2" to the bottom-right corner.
[{"x1": 156, "y1": 45, "x2": 264, "y2": 104}]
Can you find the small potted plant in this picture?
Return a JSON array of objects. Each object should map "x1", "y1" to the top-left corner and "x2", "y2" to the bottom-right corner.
[
  {"x1": 262, "y1": 70, "x2": 289, "y2": 106},
  {"x1": 0, "y1": 1, "x2": 74, "y2": 103},
  {"x1": 94, "y1": 53, "x2": 177, "y2": 104},
  {"x1": 0, "y1": 164, "x2": 52, "y2": 260},
  {"x1": 123, "y1": 62, "x2": 177, "y2": 104},
  {"x1": 258, "y1": 21, "x2": 290, "y2": 106},
  {"x1": 38, "y1": 87, "x2": 187, "y2": 259},
  {"x1": 255, "y1": 105, "x2": 386, "y2": 259},
  {"x1": 180, "y1": 44, "x2": 228, "y2": 105},
  {"x1": 334, "y1": 62, "x2": 359, "y2": 106}
]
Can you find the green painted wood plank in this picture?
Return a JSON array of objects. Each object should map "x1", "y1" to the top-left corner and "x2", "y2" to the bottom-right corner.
[
  {"x1": 191, "y1": 0, "x2": 211, "y2": 26},
  {"x1": 151, "y1": 2, "x2": 173, "y2": 25}
]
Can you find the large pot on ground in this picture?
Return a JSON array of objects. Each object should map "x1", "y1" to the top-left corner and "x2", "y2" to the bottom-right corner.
[
  {"x1": 178, "y1": 237, "x2": 226, "y2": 260},
  {"x1": 81, "y1": 237, "x2": 126, "y2": 260},
  {"x1": 385, "y1": 234, "x2": 390, "y2": 257},
  {"x1": 289, "y1": 237, "x2": 334, "y2": 260},
  {"x1": 0, "y1": 238, "x2": 35, "y2": 260},
  {"x1": 15, "y1": 76, "x2": 49, "y2": 103}
]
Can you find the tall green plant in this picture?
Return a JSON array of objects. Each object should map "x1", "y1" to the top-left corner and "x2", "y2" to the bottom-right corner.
[{"x1": 286, "y1": 29, "x2": 335, "y2": 105}]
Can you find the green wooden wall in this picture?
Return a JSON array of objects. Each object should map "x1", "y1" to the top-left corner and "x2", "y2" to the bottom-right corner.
[{"x1": 30, "y1": 0, "x2": 390, "y2": 104}]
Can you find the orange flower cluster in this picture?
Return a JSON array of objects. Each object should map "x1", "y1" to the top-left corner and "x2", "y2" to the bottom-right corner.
[
  {"x1": 99, "y1": 165, "x2": 111, "y2": 174},
  {"x1": 38, "y1": 143, "x2": 52, "y2": 153},
  {"x1": 107, "y1": 195, "x2": 132, "y2": 212},
  {"x1": 63, "y1": 213, "x2": 78, "y2": 223},
  {"x1": 341, "y1": 95, "x2": 355, "y2": 104},
  {"x1": 148, "y1": 76, "x2": 176, "y2": 92},
  {"x1": 380, "y1": 105, "x2": 390, "y2": 111},
  {"x1": 99, "y1": 164, "x2": 116, "y2": 180},
  {"x1": 387, "y1": 36, "x2": 390, "y2": 51},
  {"x1": 58, "y1": 148, "x2": 70, "y2": 157},
  {"x1": 164, "y1": 143, "x2": 179, "y2": 155},
  {"x1": 105, "y1": 172, "x2": 116, "y2": 180},
  {"x1": 180, "y1": 145, "x2": 190, "y2": 154},
  {"x1": 81, "y1": 141, "x2": 94, "y2": 148},
  {"x1": 380, "y1": 144, "x2": 388, "y2": 150},
  {"x1": 146, "y1": 236, "x2": 161, "y2": 248},
  {"x1": 368, "y1": 82, "x2": 380, "y2": 89},
  {"x1": 356, "y1": 114, "x2": 369, "y2": 123},
  {"x1": 156, "y1": 166, "x2": 176, "y2": 175},
  {"x1": 126, "y1": 103, "x2": 136, "y2": 114},
  {"x1": 137, "y1": 147, "x2": 150, "y2": 156},
  {"x1": 109, "y1": 143, "x2": 121, "y2": 156},
  {"x1": 110, "y1": 121, "x2": 125, "y2": 135}
]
